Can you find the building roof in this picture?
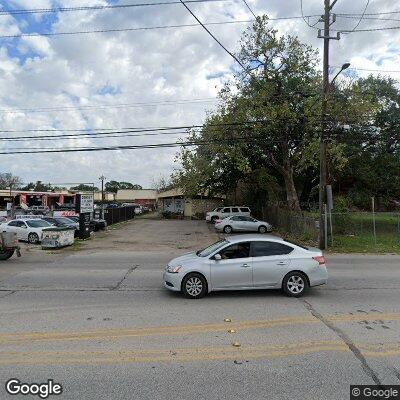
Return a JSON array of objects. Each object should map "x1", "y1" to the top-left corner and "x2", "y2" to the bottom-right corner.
[{"x1": 115, "y1": 189, "x2": 158, "y2": 201}]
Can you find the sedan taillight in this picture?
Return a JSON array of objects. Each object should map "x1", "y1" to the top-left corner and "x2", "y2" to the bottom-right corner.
[{"x1": 313, "y1": 256, "x2": 326, "y2": 265}]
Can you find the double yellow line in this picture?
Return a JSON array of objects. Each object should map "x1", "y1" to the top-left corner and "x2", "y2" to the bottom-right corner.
[
  {"x1": 0, "y1": 341, "x2": 399, "y2": 366},
  {"x1": 0, "y1": 312, "x2": 399, "y2": 345}
]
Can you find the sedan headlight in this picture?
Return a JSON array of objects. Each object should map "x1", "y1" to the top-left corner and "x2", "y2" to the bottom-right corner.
[{"x1": 166, "y1": 265, "x2": 182, "y2": 273}]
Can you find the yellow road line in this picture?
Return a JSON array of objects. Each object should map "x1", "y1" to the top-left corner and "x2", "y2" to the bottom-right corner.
[
  {"x1": 0, "y1": 312, "x2": 398, "y2": 345},
  {"x1": 0, "y1": 341, "x2": 399, "y2": 366}
]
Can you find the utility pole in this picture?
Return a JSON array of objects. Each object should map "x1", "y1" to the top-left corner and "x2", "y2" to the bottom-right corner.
[
  {"x1": 99, "y1": 175, "x2": 106, "y2": 207},
  {"x1": 318, "y1": 0, "x2": 340, "y2": 249}
]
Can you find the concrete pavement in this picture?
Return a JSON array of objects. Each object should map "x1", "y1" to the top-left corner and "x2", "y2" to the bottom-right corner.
[{"x1": 0, "y1": 218, "x2": 399, "y2": 399}]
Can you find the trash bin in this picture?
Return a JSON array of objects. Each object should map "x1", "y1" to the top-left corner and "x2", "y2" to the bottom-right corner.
[{"x1": 41, "y1": 227, "x2": 75, "y2": 249}]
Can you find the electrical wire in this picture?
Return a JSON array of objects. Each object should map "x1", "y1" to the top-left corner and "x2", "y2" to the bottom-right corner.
[
  {"x1": 300, "y1": 0, "x2": 320, "y2": 30},
  {"x1": 241, "y1": 0, "x2": 256, "y2": 19},
  {"x1": 178, "y1": 0, "x2": 247, "y2": 71},
  {"x1": 347, "y1": 0, "x2": 370, "y2": 32},
  {"x1": 0, "y1": 121, "x2": 265, "y2": 140},
  {"x1": 0, "y1": 97, "x2": 218, "y2": 114},
  {"x1": 0, "y1": 0, "x2": 229, "y2": 16},
  {"x1": 0, "y1": 20, "x2": 254, "y2": 40}
]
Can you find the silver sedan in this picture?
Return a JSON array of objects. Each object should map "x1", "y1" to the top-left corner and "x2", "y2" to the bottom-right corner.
[
  {"x1": 214, "y1": 216, "x2": 272, "y2": 234},
  {"x1": 163, "y1": 234, "x2": 328, "y2": 299}
]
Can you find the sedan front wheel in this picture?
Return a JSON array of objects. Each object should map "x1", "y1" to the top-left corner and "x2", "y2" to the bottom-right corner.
[
  {"x1": 28, "y1": 233, "x2": 40, "y2": 244},
  {"x1": 182, "y1": 273, "x2": 207, "y2": 299}
]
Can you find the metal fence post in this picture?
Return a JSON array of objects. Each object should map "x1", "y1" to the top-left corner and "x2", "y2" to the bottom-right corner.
[{"x1": 372, "y1": 197, "x2": 377, "y2": 246}]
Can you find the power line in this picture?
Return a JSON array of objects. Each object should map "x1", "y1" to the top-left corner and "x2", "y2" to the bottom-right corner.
[
  {"x1": 0, "y1": 0, "x2": 229, "y2": 16},
  {"x1": 241, "y1": 0, "x2": 256, "y2": 19},
  {"x1": 0, "y1": 15, "x2": 325, "y2": 40},
  {"x1": 0, "y1": 97, "x2": 218, "y2": 114},
  {"x1": 342, "y1": 25, "x2": 400, "y2": 33},
  {"x1": 336, "y1": 10, "x2": 400, "y2": 17},
  {"x1": 331, "y1": 65, "x2": 400, "y2": 73},
  {"x1": 348, "y1": 0, "x2": 370, "y2": 32},
  {"x1": 300, "y1": 0, "x2": 321, "y2": 30},
  {"x1": 178, "y1": 0, "x2": 247, "y2": 70},
  {"x1": 0, "y1": 20, "x2": 254, "y2": 40},
  {"x1": 0, "y1": 121, "x2": 264, "y2": 140}
]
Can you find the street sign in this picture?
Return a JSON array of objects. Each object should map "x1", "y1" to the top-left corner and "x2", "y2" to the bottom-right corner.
[{"x1": 75, "y1": 194, "x2": 94, "y2": 214}]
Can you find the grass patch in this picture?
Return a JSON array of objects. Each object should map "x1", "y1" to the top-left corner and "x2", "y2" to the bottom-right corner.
[{"x1": 328, "y1": 233, "x2": 400, "y2": 254}]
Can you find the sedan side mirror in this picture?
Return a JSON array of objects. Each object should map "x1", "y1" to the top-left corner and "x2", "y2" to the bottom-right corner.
[{"x1": 214, "y1": 254, "x2": 222, "y2": 261}]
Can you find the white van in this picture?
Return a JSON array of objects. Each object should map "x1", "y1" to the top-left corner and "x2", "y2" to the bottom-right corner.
[{"x1": 205, "y1": 206, "x2": 251, "y2": 223}]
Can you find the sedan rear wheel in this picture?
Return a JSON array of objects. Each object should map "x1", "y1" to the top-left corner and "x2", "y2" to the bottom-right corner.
[
  {"x1": 258, "y1": 225, "x2": 267, "y2": 234},
  {"x1": 223, "y1": 225, "x2": 232, "y2": 234},
  {"x1": 182, "y1": 273, "x2": 207, "y2": 299},
  {"x1": 283, "y1": 272, "x2": 308, "y2": 297},
  {"x1": 28, "y1": 233, "x2": 39, "y2": 244}
]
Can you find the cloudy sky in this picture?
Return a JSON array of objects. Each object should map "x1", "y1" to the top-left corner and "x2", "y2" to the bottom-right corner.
[{"x1": 0, "y1": 0, "x2": 398, "y2": 188}]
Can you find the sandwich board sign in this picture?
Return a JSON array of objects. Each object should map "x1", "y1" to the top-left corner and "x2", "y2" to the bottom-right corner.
[{"x1": 75, "y1": 194, "x2": 94, "y2": 214}]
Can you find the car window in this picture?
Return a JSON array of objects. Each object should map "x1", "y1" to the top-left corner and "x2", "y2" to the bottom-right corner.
[
  {"x1": 26, "y1": 220, "x2": 52, "y2": 228},
  {"x1": 231, "y1": 216, "x2": 241, "y2": 221},
  {"x1": 219, "y1": 242, "x2": 250, "y2": 259},
  {"x1": 197, "y1": 240, "x2": 228, "y2": 257},
  {"x1": 8, "y1": 221, "x2": 20, "y2": 227},
  {"x1": 221, "y1": 208, "x2": 230, "y2": 213},
  {"x1": 244, "y1": 217, "x2": 256, "y2": 222},
  {"x1": 240, "y1": 207, "x2": 250, "y2": 212},
  {"x1": 251, "y1": 241, "x2": 293, "y2": 257},
  {"x1": 231, "y1": 207, "x2": 239, "y2": 213}
]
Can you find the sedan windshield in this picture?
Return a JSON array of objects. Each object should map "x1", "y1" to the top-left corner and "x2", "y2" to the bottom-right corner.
[
  {"x1": 26, "y1": 220, "x2": 52, "y2": 228},
  {"x1": 197, "y1": 240, "x2": 228, "y2": 257}
]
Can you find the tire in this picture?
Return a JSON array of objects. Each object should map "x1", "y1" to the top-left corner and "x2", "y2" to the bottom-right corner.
[
  {"x1": 182, "y1": 273, "x2": 208, "y2": 299},
  {"x1": 258, "y1": 225, "x2": 267, "y2": 234},
  {"x1": 282, "y1": 272, "x2": 309, "y2": 297},
  {"x1": 223, "y1": 225, "x2": 233, "y2": 234},
  {"x1": 0, "y1": 250, "x2": 14, "y2": 261},
  {"x1": 211, "y1": 216, "x2": 218, "y2": 224},
  {"x1": 28, "y1": 233, "x2": 39, "y2": 244}
]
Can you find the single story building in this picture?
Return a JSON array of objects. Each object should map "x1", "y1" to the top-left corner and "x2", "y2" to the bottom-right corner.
[
  {"x1": 157, "y1": 188, "x2": 224, "y2": 218},
  {"x1": 0, "y1": 189, "x2": 75, "y2": 209},
  {"x1": 115, "y1": 189, "x2": 158, "y2": 209}
]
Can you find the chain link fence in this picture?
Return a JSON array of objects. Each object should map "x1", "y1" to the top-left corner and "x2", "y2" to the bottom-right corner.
[{"x1": 262, "y1": 206, "x2": 400, "y2": 250}]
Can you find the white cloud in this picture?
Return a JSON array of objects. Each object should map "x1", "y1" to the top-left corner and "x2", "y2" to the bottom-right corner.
[{"x1": 0, "y1": 0, "x2": 398, "y2": 186}]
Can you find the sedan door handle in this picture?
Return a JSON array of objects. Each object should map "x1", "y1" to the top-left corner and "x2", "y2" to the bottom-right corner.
[
  {"x1": 241, "y1": 263, "x2": 251, "y2": 268},
  {"x1": 276, "y1": 261, "x2": 287, "y2": 265}
]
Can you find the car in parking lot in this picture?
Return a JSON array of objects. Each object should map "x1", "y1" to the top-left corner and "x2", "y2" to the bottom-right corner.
[
  {"x1": 206, "y1": 206, "x2": 251, "y2": 223},
  {"x1": 0, "y1": 218, "x2": 53, "y2": 244},
  {"x1": 163, "y1": 234, "x2": 327, "y2": 299},
  {"x1": 28, "y1": 205, "x2": 50, "y2": 215},
  {"x1": 214, "y1": 216, "x2": 272, "y2": 234}
]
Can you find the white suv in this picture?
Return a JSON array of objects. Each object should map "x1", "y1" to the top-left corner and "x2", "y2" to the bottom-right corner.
[{"x1": 206, "y1": 206, "x2": 251, "y2": 223}]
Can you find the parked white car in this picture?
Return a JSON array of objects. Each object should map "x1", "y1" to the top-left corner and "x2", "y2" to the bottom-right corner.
[
  {"x1": 0, "y1": 219, "x2": 52, "y2": 244},
  {"x1": 163, "y1": 234, "x2": 328, "y2": 298},
  {"x1": 206, "y1": 206, "x2": 251, "y2": 223},
  {"x1": 214, "y1": 216, "x2": 272, "y2": 234}
]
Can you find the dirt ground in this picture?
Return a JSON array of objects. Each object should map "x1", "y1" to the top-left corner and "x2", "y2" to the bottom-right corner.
[{"x1": 79, "y1": 215, "x2": 221, "y2": 252}]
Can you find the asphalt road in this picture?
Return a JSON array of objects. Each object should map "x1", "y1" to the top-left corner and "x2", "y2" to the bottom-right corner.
[{"x1": 0, "y1": 218, "x2": 399, "y2": 400}]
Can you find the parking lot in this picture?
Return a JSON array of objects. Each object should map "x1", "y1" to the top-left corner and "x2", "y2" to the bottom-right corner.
[{"x1": 0, "y1": 218, "x2": 400, "y2": 399}]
